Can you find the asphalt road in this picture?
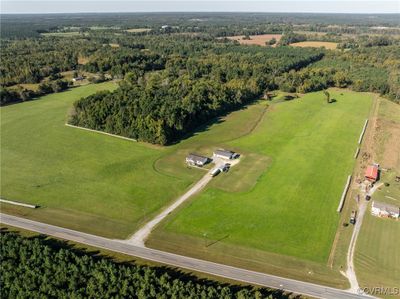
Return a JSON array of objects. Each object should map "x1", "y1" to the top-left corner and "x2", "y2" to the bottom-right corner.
[{"x1": 1, "y1": 213, "x2": 372, "y2": 299}]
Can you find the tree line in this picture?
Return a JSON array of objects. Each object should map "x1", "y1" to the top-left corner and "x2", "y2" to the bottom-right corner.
[
  {"x1": 70, "y1": 46, "x2": 324, "y2": 144},
  {"x1": 277, "y1": 45, "x2": 400, "y2": 101},
  {"x1": 1, "y1": 231, "x2": 295, "y2": 299}
]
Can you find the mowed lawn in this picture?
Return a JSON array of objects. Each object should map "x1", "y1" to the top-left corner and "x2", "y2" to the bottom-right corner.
[
  {"x1": 1, "y1": 83, "x2": 270, "y2": 238},
  {"x1": 0, "y1": 83, "x2": 193, "y2": 238},
  {"x1": 355, "y1": 213, "x2": 400, "y2": 295},
  {"x1": 156, "y1": 90, "x2": 373, "y2": 262}
]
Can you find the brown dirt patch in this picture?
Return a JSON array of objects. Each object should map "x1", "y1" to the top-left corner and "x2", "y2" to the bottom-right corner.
[
  {"x1": 125, "y1": 28, "x2": 151, "y2": 33},
  {"x1": 375, "y1": 119, "x2": 400, "y2": 171},
  {"x1": 78, "y1": 56, "x2": 89, "y2": 65},
  {"x1": 224, "y1": 34, "x2": 282, "y2": 46}
]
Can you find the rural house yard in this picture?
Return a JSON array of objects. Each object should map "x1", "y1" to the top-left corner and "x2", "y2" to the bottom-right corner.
[{"x1": 146, "y1": 90, "x2": 373, "y2": 286}]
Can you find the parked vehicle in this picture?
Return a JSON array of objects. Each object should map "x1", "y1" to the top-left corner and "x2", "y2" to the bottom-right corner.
[
  {"x1": 221, "y1": 163, "x2": 231, "y2": 172},
  {"x1": 350, "y1": 210, "x2": 357, "y2": 224},
  {"x1": 210, "y1": 168, "x2": 221, "y2": 177}
]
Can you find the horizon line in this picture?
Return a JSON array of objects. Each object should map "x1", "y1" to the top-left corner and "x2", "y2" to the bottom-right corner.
[{"x1": 2, "y1": 11, "x2": 400, "y2": 15}]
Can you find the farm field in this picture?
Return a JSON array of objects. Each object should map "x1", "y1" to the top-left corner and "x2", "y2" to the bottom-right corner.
[
  {"x1": 0, "y1": 82, "x2": 194, "y2": 238},
  {"x1": 0, "y1": 82, "x2": 269, "y2": 238},
  {"x1": 41, "y1": 31, "x2": 84, "y2": 37},
  {"x1": 147, "y1": 90, "x2": 373, "y2": 274},
  {"x1": 290, "y1": 41, "x2": 338, "y2": 49},
  {"x1": 125, "y1": 28, "x2": 152, "y2": 33},
  {"x1": 224, "y1": 34, "x2": 282, "y2": 46}
]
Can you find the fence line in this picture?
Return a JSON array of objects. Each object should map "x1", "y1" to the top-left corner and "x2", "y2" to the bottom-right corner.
[
  {"x1": 65, "y1": 124, "x2": 137, "y2": 142},
  {"x1": 354, "y1": 147, "x2": 360, "y2": 159},
  {"x1": 0, "y1": 198, "x2": 37, "y2": 209},
  {"x1": 358, "y1": 119, "x2": 369, "y2": 144},
  {"x1": 337, "y1": 175, "x2": 352, "y2": 212}
]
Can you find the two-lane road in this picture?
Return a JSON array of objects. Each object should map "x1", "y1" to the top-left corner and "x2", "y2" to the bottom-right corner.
[{"x1": 1, "y1": 213, "x2": 370, "y2": 299}]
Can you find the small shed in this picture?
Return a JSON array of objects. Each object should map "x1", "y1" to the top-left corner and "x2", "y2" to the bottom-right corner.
[
  {"x1": 371, "y1": 201, "x2": 399, "y2": 219},
  {"x1": 72, "y1": 76, "x2": 84, "y2": 82},
  {"x1": 365, "y1": 165, "x2": 379, "y2": 182},
  {"x1": 186, "y1": 153, "x2": 209, "y2": 167}
]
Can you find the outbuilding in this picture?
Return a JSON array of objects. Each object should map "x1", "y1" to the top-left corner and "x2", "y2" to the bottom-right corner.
[
  {"x1": 365, "y1": 165, "x2": 379, "y2": 182},
  {"x1": 185, "y1": 153, "x2": 209, "y2": 167},
  {"x1": 72, "y1": 76, "x2": 84, "y2": 82},
  {"x1": 213, "y1": 149, "x2": 238, "y2": 160},
  {"x1": 371, "y1": 201, "x2": 399, "y2": 219}
]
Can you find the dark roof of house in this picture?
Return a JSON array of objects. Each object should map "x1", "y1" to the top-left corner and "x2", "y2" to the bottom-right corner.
[{"x1": 186, "y1": 153, "x2": 209, "y2": 164}]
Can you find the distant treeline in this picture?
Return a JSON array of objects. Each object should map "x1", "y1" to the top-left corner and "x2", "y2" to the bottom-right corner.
[
  {"x1": 280, "y1": 45, "x2": 400, "y2": 100},
  {"x1": 70, "y1": 46, "x2": 323, "y2": 144},
  {"x1": 2, "y1": 12, "x2": 400, "y2": 38},
  {"x1": 0, "y1": 231, "x2": 294, "y2": 299}
]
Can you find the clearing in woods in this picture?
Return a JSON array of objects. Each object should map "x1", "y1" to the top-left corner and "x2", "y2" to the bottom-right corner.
[
  {"x1": 290, "y1": 41, "x2": 338, "y2": 50},
  {"x1": 224, "y1": 34, "x2": 282, "y2": 46},
  {"x1": 146, "y1": 90, "x2": 373, "y2": 287}
]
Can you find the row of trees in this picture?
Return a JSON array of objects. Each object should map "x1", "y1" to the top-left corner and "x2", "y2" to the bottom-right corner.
[
  {"x1": 1, "y1": 232, "x2": 292, "y2": 299},
  {"x1": 70, "y1": 46, "x2": 324, "y2": 144},
  {"x1": 0, "y1": 80, "x2": 70, "y2": 106}
]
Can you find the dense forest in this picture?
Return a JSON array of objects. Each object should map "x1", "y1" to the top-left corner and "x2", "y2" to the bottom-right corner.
[
  {"x1": 1, "y1": 13, "x2": 399, "y2": 142},
  {"x1": 0, "y1": 231, "x2": 293, "y2": 299}
]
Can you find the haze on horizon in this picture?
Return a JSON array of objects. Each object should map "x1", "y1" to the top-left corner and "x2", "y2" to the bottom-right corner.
[{"x1": 1, "y1": 0, "x2": 399, "y2": 14}]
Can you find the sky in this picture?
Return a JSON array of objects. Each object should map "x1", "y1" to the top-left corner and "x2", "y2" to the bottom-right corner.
[{"x1": 1, "y1": 0, "x2": 399, "y2": 14}]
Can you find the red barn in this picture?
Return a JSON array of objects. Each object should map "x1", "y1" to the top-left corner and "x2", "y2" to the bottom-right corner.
[{"x1": 365, "y1": 165, "x2": 379, "y2": 182}]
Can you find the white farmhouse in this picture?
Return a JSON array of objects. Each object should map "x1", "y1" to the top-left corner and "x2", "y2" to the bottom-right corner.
[{"x1": 371, "y1": 201, "x2": 399, "y2": 219}]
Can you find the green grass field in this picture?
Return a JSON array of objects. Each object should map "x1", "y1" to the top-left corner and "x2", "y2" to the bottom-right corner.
[
  {"x1": 355, "y1": 213, "x2": 400, "y2": 297},
  {"x1": 149, "y1": 90, "x2": 373, "y2": 263},
  {"x1": 1, "y1": 83, "x2": 268, "y2": 238},
  {"x1": 0, "y1": 83, "x2": 198, "y2": 237},
  {"x1": 1, "y1": 86, "x2": 376, "y2": 288}
]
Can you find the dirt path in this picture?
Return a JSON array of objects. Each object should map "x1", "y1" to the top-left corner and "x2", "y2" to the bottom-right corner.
[
  {"x1": 342, "y1": 95, "x2": 381, "y2": 293},
  {"x1": 344, "y1": 200, "x2": 366, "y2": 292},
  {"x1": 345, "y1": 182, "x2": 383, "y2": 293},
  {"x1": 327, "y1": 96, "x2": 380, "y2": 268},
  {"x1": 126, "y1": 158, "x2": 240, "y2": 247}
]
